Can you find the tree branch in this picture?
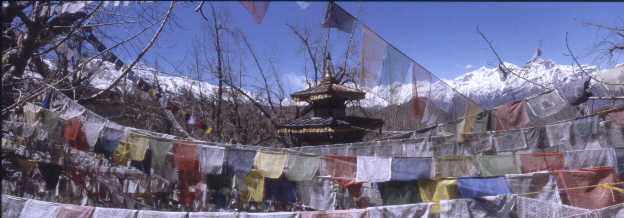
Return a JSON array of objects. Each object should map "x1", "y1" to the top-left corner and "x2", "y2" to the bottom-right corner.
[
  {"x1": 565, "y1": 32, "x2": 624, "y2": 86},
  {"x1": 476, "y1": 26, "x2": 552, "y2": 91},
  {"x1": 287, "y1": 23, "x2": 319, "y2": 87},
  {"x1": 81, "y1": 2, "x2": 175, "y2": 101},
  {"x1": 33, "y1": 1, "x2": 103, "y2": 56},
  {"x1": 240, "y1": 32, "x2": 276, "y2": 114}
]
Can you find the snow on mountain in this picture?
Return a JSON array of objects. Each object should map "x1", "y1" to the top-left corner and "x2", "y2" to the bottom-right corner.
[
  {"x1": 359, "y1": 58, "x2": 602, "y2": 109},
  {"x1": 89, "y1": 60, "x2": 219, "y2": 99},
  {"x1": 447, "y1": 58, "x2": 601, "y2": 108},
  {"x1": 71, "y1": 58, "x2": 608, "y2": 109}
]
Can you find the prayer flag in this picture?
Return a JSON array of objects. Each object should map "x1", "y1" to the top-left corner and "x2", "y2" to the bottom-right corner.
[
  {"x1": 457, "y1": 176, "x2": 511, "y2": 198},
  {"x1": 457, "y1": 100, "x2": 482, "y2": 141},
  {"x1": 284, "y1": 154, "x2": 321, "y2": 181},
  {"x1": 241, "y1": 1, "x2": 270, "y2": 24},
  {"x1": 252, "y1": 151, "x2": 287, "y2": 179},
  {"x1": 321, "y1": 2, "x2": 356, "y2": 33},
  {"x1": 390, "y1": 157, "x2": 432, "y2": 181},
  {"x1": 553, "y1": 166, "x2": 624, "y2": 209},
  {"x1": 418, "y1": 178, "x2": 461, "y2": 214},
  {"x1": 493, "y1": 99, "x2": 530, "y2": 131},
  {"x1": 197, "y1": 145, "x2": 225, "y2": 175},
  {"x1": 360, "y1": 25, "x2": 387, "y2": 89},
  {"x1": 356, "y1": 156, "x2": 391, "y2": 183}
]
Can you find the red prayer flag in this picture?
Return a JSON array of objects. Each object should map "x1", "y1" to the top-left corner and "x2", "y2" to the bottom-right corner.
[
  {"x1": 519, "y1": 152, "x2": 564, "y2": 173},
  {"x1": 553, "y1": 166, "x2": 624, "y2": 209},
  {"x1": 241, "y1": 1, "x2": 270, "y2": 24},
  {"x1": 172, "y1": 141, "x2": 198, "y2": 171}
]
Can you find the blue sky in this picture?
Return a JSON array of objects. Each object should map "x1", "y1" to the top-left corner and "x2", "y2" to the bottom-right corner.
[{"x1": 108, "y1": 2, "x2": 623, "y2": 93}]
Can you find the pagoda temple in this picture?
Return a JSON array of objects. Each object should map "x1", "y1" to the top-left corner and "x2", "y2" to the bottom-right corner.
[{"x1": 278, "y1": 56, "x2": 384, "y2": 146}]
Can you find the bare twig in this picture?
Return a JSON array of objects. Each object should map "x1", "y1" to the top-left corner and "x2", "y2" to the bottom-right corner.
[
  {"x1": 287, "y1": 23, "x2": 320, "y2": 86},
  {"x1": 222, "y1": 79, "x2": 279, "y2": 128},
  {"x1": 33, "y1": 1, "x2": 104, "y2": 56},
  {"x1": 582, "y1": 21, "x2": 624, "y2": 32},
  {"x1": 81, "y1": 2, "x2": 175, "y2": 101},
  {"x1": 476, "y1": 26, "x2": 552, "y2": 91},
  {"x1": 240, "y1": 32, "x2": 276, "y2": 113},
  {"x1": 565, "y1": 32, "x2": 624, "y2": 86},
  {"x1": 338, "y1": 4, "x2": 362, "y2": 83}
]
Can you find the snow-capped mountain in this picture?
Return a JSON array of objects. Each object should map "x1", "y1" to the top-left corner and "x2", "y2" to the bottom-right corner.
[
  {"x1": 56, "y1": 58, "x2": 613, "y2": 109},
  {"x1": 359, "y1": 58, "x2": 604, "y2": 109},
  {"x1": 445, "y1": 58, "x2": 601, "y2": 108},
  {"x1": 89, "y1": 60, "x2": 219, "y2": 98}
]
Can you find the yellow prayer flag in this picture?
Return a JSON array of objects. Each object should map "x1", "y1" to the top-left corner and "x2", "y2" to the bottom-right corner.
[
  {"x1": 418, "y1": 178, "x2": 461, "y2": 213},
  {"x1": 252, "y1": 151, "x2": 287, "y2": 179},
  {"x1": 127, "y1": 132, "x2": 150, "y2": 161},
  {"x1": 241, "y1": 169, "x2": 265, "y2": 202},
  {"x1": 112, "y1": 141, "x2": 130, "y2": 166},
  {"x1": 457, "y1": 100, "x2": 482, "y2": 141}
]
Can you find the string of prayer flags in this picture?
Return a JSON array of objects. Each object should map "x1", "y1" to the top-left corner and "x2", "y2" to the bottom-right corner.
[
  {"x1": 321, "y1": 2, "x2": 356, "y2": 33},
  {"x1": 137, "y1": 210, "x2": 187, "y2": 218},
  {"x1": 18, "y1": 199, "x2": 59, "y2": 218},
  {"x1": 240, "y1": 1, "x2": 270, "y2": 24},
  {"x1": 165, "y1": 100, "x2": 213, "y2": 135},
  {"x1": 88, "y1": 30, "x2": 211, "y2": 136},
  {"x1": 92, "y1": 207, "x2": 137, "y2": 218},
  {"x1": 3, "y1": 195, "x2": 26, "y2": 218},
  {"x1": 54, "y1": 204, "x2": 95, "y2": 218}
]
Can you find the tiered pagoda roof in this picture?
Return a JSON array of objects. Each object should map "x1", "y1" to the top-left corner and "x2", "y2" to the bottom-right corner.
[{"x1": 278, "y1": 55, "x2": 383, "y2": 146}]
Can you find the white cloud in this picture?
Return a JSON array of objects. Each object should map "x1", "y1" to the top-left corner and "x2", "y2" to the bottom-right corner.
[
  {"x1": 284, "y1": 73, "x2": 308, "y2": 92},
  {"x1": 296, "y1": 1, "x2": 310, "y2": 9},
  {"x1": 464, "y1": 64, "x2": 473, "y2": 69}
]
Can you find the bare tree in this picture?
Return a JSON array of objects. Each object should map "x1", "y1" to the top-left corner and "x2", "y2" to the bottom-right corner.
[
  {"x1": 287, "y1": 24, "x2": 323, "y2": 86},
  {"x1": 583, "y1": 21, "x2": 624, "y2": 65}
]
